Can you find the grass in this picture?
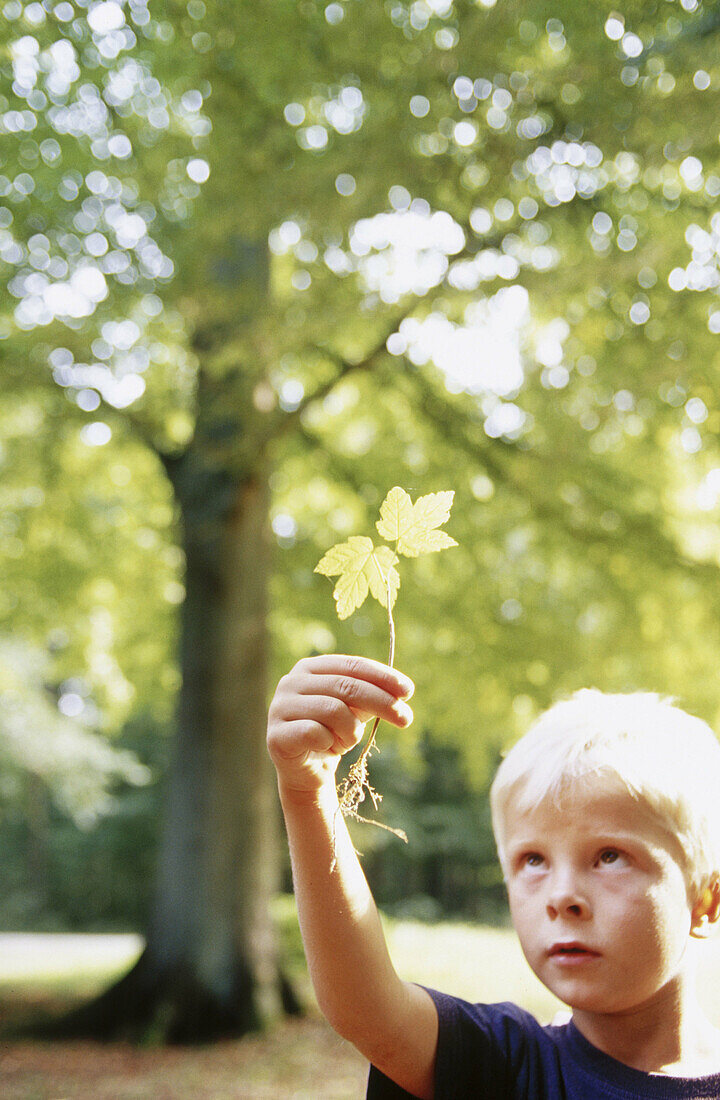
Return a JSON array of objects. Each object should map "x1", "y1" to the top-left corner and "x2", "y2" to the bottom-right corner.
[
  {"x1": 2, "y1": 902, "x2": 720, "y2": 1097},
  {"x1": 383, "y1": 918, "x2": 564, "y2": 1021},
  {"x1": 0, "y1": 933, "x2": 144, "y2": 998}
]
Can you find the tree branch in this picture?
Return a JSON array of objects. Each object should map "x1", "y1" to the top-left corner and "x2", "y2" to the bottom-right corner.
[
  {"x1": 394, "y1": 363, "x2": 720, "y2": 584},
  {"x1": 293, "y1": 336, "x2": 719, "y2": 587},
  {"x1": 641, "y1": 5, "x2": 720, "y2": 60},
  {"x1": 255, "y1": 308, "x2": 414, "y2": 456}
]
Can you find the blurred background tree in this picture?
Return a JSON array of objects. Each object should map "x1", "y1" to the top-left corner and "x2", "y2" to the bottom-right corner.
[{"x1": 3, "y1": 0, "x2": 720, "y2": 1040}]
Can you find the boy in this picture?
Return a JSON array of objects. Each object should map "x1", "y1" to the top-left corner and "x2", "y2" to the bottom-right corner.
[{"x1": 267, "y1": 653, "x2": 720, "y2": 1098}]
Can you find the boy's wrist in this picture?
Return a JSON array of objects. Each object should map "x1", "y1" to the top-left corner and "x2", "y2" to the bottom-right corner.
[{"x1": 277, "y1": 778, "x2": 340, "y2": 814}]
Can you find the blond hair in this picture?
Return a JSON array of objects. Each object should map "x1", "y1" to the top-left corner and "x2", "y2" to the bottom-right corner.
[{"x1": 490, "y1": 688, "x2": 720, "y2": 900}]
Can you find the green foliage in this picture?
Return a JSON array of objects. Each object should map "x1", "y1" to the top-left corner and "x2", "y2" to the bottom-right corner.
[
  {"x1": 5, "y1": 0, "x2": 720, "y2": 927},
  {"x1": 0, "y1": 638, "x2": 151, "y2": 827},
  {"x1": 0, "y1": 711, "x2": 167, "y2": 932},
  {"x1": 360, "y1": 738, "x2": 506, "y2": 923}
]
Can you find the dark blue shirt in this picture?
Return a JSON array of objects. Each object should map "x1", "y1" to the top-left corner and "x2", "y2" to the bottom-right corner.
[{"x1": 366, "y1": 989, "x2": 720, "y2": 1098}]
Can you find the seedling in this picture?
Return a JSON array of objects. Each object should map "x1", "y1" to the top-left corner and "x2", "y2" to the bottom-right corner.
[{"x1": 315, "y1": 486, "x2": 457, "y2": 841}]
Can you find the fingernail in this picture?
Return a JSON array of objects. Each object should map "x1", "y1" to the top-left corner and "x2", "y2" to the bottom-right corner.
[
  {"x1": 394, "y1": 701, "x2": 413, "y2": 725},
  {"x1": 398, "y1": 679, "x2": 415, "y2": 700}
]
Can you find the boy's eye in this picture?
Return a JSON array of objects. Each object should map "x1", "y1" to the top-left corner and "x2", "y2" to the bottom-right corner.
[
  {"x1": 597, "y1": 849, "x2": 621, "y2": 866},
  {"x1": 522, "y1": 852, "x2": 544, "y2": 868}
]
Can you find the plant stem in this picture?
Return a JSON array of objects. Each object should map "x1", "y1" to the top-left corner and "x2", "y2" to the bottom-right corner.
[{"x1": 360, "y1": 577, "x2": 396, "y2": 765}]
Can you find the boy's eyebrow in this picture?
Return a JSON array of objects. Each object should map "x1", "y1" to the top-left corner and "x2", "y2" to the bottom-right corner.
[
  {"x1": 505, "y1": 830, "x2": 657, "y2": 853},
  {"x1": 505, "y1": 836, "x2": 541, "y2": 851}
]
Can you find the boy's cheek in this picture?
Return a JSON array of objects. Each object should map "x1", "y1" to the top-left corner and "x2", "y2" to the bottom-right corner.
[
  {"x1": 507, "y1": 878, "x2": 540, "y2": 906},
  {"x1": 506, "y1": 898, "x2": 538, "y2": 945}
]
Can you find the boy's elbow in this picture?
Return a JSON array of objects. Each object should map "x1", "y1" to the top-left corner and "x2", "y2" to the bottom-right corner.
[
  {"x1": 321, "y1": 982, "x2": 438, "y2": 1100},
  {"x1": 317, "y1": 995, "x2": 371, "y2": 1049},
  {"x1": 310, "y1": 962, "x2": 404, "y2": 1047}
]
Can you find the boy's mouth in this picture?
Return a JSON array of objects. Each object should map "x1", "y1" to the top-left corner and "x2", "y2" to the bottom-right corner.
[{"x1": 548, "y1": 942, "x2": 600, "y2": 959}]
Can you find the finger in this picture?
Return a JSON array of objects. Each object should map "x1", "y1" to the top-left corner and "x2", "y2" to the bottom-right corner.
[
  {"x1": 268, "y1": 720, "x2": 339, "y2": 762},
  {"x1": 296, "y1": 674, "x2": 413, "y2": 729},
  {"x1": 296, "y1": 654, "x2": 414, "y2": 700},
  {"x1": 275, "y1": 694, "x2": 369, "y2": 750}
]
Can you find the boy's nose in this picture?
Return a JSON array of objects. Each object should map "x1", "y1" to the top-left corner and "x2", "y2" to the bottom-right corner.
[{"x1": 547, "y1": 881, "x2": 590, "y2": 920}]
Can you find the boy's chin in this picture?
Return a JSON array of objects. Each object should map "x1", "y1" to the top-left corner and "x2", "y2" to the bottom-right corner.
[
  {"x1": 547, "y1": 985, "x2": 654, "y2": 1017},
  {"x1": 540, "y1": 976, "x2": 625, "y2": 1016},
  {"x1": 529, "y1": 958, "x2": 651, "y2": 1017}
]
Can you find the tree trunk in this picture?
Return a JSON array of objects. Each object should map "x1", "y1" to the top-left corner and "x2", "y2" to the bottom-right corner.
[
  {"x1": 47, "y1": 457, "x2": 299, "y2": 1042},
  {"x1": 25, "y1": 774, "x2": 49, "y2": 910}
]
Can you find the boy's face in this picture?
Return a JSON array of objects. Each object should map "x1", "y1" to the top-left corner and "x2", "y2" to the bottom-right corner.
[{"x1": 503, "y1": 784, "x2": 700, "y2": 1019}]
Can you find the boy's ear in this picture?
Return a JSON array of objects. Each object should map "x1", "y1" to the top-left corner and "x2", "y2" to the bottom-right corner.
[{"x1": 690, "y1": 875, "x2": 720, "y2": 938}]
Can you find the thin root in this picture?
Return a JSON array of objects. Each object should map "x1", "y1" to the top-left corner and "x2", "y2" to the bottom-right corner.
[{"x1": 330, "y1": 719, "x2": 408, "y2": 870}]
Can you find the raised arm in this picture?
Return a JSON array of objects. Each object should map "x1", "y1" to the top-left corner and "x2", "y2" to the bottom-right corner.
[{"x1": 267, "y1": 654, "x2": 438, "y2": 1098}]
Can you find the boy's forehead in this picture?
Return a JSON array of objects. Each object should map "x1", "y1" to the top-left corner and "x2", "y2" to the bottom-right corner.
[{"x1": 504, "y1": 782, "x2": 674, "y2": 848}]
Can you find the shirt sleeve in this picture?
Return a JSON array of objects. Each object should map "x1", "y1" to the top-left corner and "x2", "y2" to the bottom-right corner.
[{"x1": 366, "y1": 988, "x2": 517, "y2": 1099}]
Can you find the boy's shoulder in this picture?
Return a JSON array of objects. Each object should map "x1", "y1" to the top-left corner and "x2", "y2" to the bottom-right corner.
[
  {"x1": 426, "y1": 990, "x2": 565, "y2": 1082},
  {"x1": 369, "y1": 993, "x2": 568, "y2": 1099},
  {"x1": 368, "y1": 991, "x2": 720, "y2": 1099}
]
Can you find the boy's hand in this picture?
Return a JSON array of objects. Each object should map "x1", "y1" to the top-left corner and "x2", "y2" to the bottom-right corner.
[{"x1": 267, "y1": 655, "x2": 414, "y2": 797}]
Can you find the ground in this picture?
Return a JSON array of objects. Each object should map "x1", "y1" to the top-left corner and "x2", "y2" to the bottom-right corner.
[
  {"x1": 0, "y1": 1016, "x2": 367, "y2": 1099},
  {"x1": 0, "y1": 928, "x2": 368, "y2": 1098}
]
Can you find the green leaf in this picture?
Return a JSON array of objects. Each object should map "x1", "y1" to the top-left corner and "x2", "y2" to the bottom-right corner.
[
  {"x1": 315, "y1": 536, "x2": 400, "y2": 619},
  {"x1": 376, "y1": 486, "x2": 458, "y2": 558}
]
